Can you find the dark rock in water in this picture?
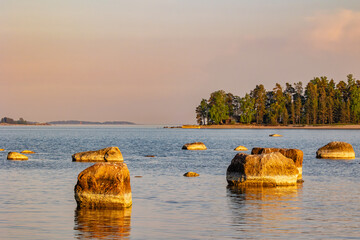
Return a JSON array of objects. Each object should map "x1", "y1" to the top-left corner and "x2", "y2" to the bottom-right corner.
[
  {"x1": 72, "y1": 147, "x2": 123, "y2": 162},
  {"x1": 74, "y1": 162, "x2": 132, "y2": 209},
  {"x1": 251, "y1": 147, "x2": 303, "y2": 181},
  {"x1": 145, "y1": 155, "x2": 155, "y2": 158},
  {"x1": 316, "y1": 141, "x2": 355, "y2": 159},
  {"x1": 182, "y1": 142, "x2": 207, "y2": 150},
  {"x1": 226, "y1": 152, "x2": 299, "y2": 187}
]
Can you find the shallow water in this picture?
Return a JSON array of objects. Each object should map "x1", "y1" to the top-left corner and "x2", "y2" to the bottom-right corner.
[{"x1": 1, "y1": 126, "x2": 360, "y2": 239}]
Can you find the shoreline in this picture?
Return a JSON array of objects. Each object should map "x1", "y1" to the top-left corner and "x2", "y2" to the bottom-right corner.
[{"x1": 181, "y1": 124, "x2": 360, "y2": 130}]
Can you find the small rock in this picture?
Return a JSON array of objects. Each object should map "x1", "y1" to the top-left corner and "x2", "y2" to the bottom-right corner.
[
  {"x1": 269, "y1": 134, "x2": 283, "y2": 137},
  {"x1": 183, "y1": 172, "x2": 200, "y2": 177},
  {"x1": 316, "y1": 141, "x2": 355, "y2": 159},
  {"x1": 145, "y1": 155, "x2": 155, "y2": 158},
  {"x1": 134, "y1": 176, "x2": 143, "y2": 178},
  {"x1": 7, "y1": 152, "x2": 28, "y2": 161},
  {"x1": 234, "y1": 146, "x2": 248, "y2": 151},
  {"x1": 0, "y1": 149, "x2": 4, "y2": 151},
  {"x1": 182, "y1": 142, "x2": 207, "y2": 150},
  {"x1": 21, "y1": 150, "x2": 35, "y2": 154},
  {"x1": 74, "y1": 162, "x2": 132, "y2": 209},
  {"x1": 72, "y1": 147, "x2": 123, "y2": 162}
]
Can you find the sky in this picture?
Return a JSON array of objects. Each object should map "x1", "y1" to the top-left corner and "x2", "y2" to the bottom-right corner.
[{"x1": 1, "y1": 0, "x2": 360, "y2": 124}]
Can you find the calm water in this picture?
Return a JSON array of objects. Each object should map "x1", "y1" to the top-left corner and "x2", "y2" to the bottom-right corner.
[{"x1": 1, "y1": 126, "x2": 360, "y2": 239}]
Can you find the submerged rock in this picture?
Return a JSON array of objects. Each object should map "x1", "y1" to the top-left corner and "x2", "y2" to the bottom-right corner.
[
  {"x1": 72, "y1": 147, "x2": 123, "y2": 162},
  {"x1": 234, "y1": 146, "x2": 248, "y2": 151},
  {"x1": 316, "y1": 141, "x2": 355, "y2": 159},
  {"x1": 145, "y1": 155, "x2": 155, "y2": 158},
  {"x1": 269, "y1": 134, "x2": 283, "y2": 137},
  {"x1": 226, "y1": 152, "x2": 299, "y2": 187},
  {"x1": 251, "y1": 147, "x2": 303, "y2": 181},
  {"x1": 182, "y1": 142, "x2": 207, "y2": 150},
  {"x1": 74, "y1": 162, "x2": 132, "y2": 209},
  {"x1": 7, "y1": 152, "x2": 28, "y2": 161},
  {"x1": 183, "y1": 172, "x2": 200, "y2": 177},
  {"x1": 21, "y1": 150, "x2": 35, "y2": 154}
]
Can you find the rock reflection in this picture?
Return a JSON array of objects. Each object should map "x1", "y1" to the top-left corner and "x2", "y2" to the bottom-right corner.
[
  {"x1": 227, "y1": 184, "x2": 303, "y2": 237},
  {"x1": 74, "y1": 207, "x2": 131, "y2": 239}
]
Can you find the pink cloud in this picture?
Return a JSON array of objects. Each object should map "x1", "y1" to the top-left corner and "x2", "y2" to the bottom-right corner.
[{"x1": 306, "y1": 9, "x2": 360, "y2": 53}]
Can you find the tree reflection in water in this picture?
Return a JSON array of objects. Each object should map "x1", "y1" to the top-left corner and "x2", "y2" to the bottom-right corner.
[
  {"x1": 74, "y1": 207, "x2": 131, "y2": 239},
  {"x1": 227, "y1": 184, "x2": 303, "y2": 238}
]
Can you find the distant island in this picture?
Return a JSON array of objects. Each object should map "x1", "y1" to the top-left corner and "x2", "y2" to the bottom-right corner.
[
  {"x1": 47, "y1": 120, "x2": 135, "y2": 125},
  {"x1": 0, "y1": 117, "x2": 135, "y2": 125}
]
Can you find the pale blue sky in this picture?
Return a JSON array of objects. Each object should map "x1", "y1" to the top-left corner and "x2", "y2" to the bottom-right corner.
[{"x1": 1, "y1": 1, "x2": 360, "y2": 123}]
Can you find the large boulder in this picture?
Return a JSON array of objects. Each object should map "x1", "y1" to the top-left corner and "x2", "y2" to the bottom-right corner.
[
  {"x1": 74, "y1": 162, "x2": 132, "y2": 209},
  {"x1": 251, "y1": 147, "x2": 303, "y2": 180},
  {"x1": 0, "y1": 149, "x2": 4, "y2": 151},
  {"x1": 72, "y1": 147, "x2": 123, "y2": 162},
  {"x1": 226, "y1": 152, "x2": 299, "y2": 187},
  {"x1": 7, "y1": 152, "x2": 28, "y2": 161},
  {"x1": 182, "y1": 142, "x2": 207, "y2": 150},
  {"x1": 316, "y1": 141, "x2": 355, "y2": 159}
]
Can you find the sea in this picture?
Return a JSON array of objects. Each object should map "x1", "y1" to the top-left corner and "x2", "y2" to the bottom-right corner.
[{"x1": 0, "y1": 125, "x2": 359, "y2": 239}]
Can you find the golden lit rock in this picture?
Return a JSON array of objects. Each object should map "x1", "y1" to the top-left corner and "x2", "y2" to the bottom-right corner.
[
  {"x1": 21, "y1": 150, "x2": 35, "y2": 154},
  {"x1": 183, "y1": 172, "x2": 200, "y2": 177},
  {"x1": 251, "y1": 147, "x2": 303, "y2": 181},
  {"x1": 7, "y1": 152, "x2": 28, "y2": 161},
  {"x1": 316, "y1": 141, "x2": 355, "y2": 159},
  {"x1": 227, "y1": 152, "x2": 299, "y2": 187},
  {"x1": 269, "y1": 134, "x2": 283, "y2": 137},
  {"x1": 234, "y1": 146, "x2": 248, "y2": 151},
  {"x1": 74, "y1": 162, "x2": 132, "y2": 209},
  {"x1": 72, "y1": 147, "x2": 123, "y2": 162},
  {"x1": 182, "y1": 142, "x2": 207, "y2": 150}
]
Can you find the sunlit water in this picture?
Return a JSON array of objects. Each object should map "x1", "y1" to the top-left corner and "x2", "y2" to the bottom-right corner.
[{"x1": 1, "y1": 126, "x2": 360, "y2": 239}]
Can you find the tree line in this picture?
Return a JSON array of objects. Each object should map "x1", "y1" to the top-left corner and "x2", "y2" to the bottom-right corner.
[
  {"x1": 196, "y1": 74, "x2": 360, "y2": 125},
  {"x1": 1, "y1": 117, "x2": 28, "y2": 124}
]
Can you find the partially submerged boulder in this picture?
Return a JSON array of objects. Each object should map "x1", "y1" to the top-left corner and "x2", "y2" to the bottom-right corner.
[
  {"x1": 21, "y1": 150, "x2": 35, "y2": 154},
  {"x1": 269, "y1": 134, "x2": 283, "y2": 137},
  {"x1": 0, "y1": 149, "x2": 4, "y2": 151},
  {"x1": 226, "y1": 152, "x2": 299, "y2": 187},
  {"x1": 183, "y1": 172, "x2": 200, "y2": 177},
  {"x1": 251, "y1": 147, "x2": 303, "y2": 180},
  {"x1": 182, "y1": 142, "x2": 207, "y2": 150},
  {"x1": 7, "y1": 152, "x2": 28, "y2": 161},
  {"x1": 234, "y1": 146, "x2": 248, "y2": 151},
  {"x1": 74, "y1": 162, "x2": 132, "y2": 209},
  {"x1": 72, "y1": 147, "x2": 123, "y2": 162},
  {"x1": 316, "y1": 141, "x2": 355, "y2": 159}
]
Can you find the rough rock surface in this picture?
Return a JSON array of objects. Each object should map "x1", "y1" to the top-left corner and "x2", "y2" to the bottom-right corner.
[
  {"x1": 0, "y1": 149, "x2": 4, "y2": 151},
  {"x1": 316, "y1": 141, "x2": 355, "y2": 159},
  {"x1": 21, "y1": 150, "x2": 35, "y2": 154},
  {"x1": 74, "y1": 162, "x2": 132, "y2": 209},
  {"x1": 226, "y1": 152, "x2": 299, "y2": 187},
  {"x1": 7, "y1": 152, "x2": 28, "y2": 160},
  {"x1": 72, "y1": 147, "x2": 123, "y2": 162},
  {"x1": 251, "y1": 147, "x2": 303, "y2": 180},
  {"x1": 182, "y1": 142, "x2": 207, "y2": 150},
  {"x1": 183, "y1": 172, "x2": 200, "y2": 177},
  {"x1": 234, "y1": 146, "x2": 248, "y2": 151}
]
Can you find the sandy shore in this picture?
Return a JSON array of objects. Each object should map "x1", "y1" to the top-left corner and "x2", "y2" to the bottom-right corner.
[{"x1": 181, "y1": 124, "x2": 360, "y2": 129}]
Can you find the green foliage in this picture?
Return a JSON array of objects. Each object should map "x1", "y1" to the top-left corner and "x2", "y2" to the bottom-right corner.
[{"x1": 196, "y1": 74, "x2": 360, "y2": 125}]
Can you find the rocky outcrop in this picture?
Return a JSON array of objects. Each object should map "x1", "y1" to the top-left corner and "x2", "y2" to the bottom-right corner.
[
  {"x1": 0, "y1": 149, "x2": 4, "y2": 151},
  {"x1": 226, "y1": 152, "x2": 299, "y2": 187},
  {"x1": 183, "y1": 172, "x2": 200, "y2": 177},
  {"x1": 234, "y1": 146, "x2": 248, "y2": 151},
  {"x1": 74, "y1": 162, "x2": 132, "y2": 209},
  {"x1": 182, "y1": 142, "x2": 207, "y2": 150},
  {"x1": 7, "y1": 152, "x2": 28, "y2": 160},
  {"x1": 269, "y1": 134, "x2": 283, "y2": 137},
  {"x1": 316, "y1": 141, "x2": 355, "y2": 159},
  {"x1": 251, "y1": 147, "x2": 303, "y2": 180},
  {"x1": 21, "y1": 150, "x2": 35, "y2": 154},
  {"x1": 72, "y1": 147, "x2": 123, "y2": 162}
]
